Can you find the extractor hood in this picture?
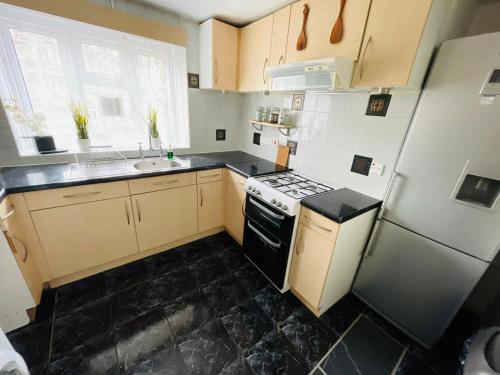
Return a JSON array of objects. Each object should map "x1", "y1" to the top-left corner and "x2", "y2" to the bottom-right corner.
[{"x1": 267, "y1": 57, "x2": 354, "y2": 92}]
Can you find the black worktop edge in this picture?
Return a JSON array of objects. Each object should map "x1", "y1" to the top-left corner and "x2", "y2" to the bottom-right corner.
[{"x1": 300, "y1": 195, "x2": 382, "y2": 224}]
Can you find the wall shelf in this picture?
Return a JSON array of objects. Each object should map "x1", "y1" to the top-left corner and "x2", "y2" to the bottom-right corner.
[{"x1": 248, "y1": 120, "x2": 296, "y2": 136}]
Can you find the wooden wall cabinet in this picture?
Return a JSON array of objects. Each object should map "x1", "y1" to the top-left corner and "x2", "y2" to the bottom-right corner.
[
  {"x1": 289, "y1": 207, "x2": 377, "y2": 316},
  {"x1": 223, "y1": 169, "x2": 247, "y2": 244},
  {"x1": 352, "y1": 0, "x2": 447, "y2": 89},
  {"x1": 238, "y1": 14, "x2": 273, "y2": 92},
  {"x1": 269, "y1": 5, "x2": 291, "y2": 66},
  {"x1": 132, "y1": 185, "x2": 198, "y2": 252},
  {"x1": 198, "y1": 181, "x2": 224, "y2": 232},
  {"x1": 0, "y1": 196, "x2": 43, "y2": 303},
  {"x1": 285, "y1": 0, "x2": 371, "y2": 64},
  {"x1": 199, "y1": 18, "x2": 239, "y2": 91},
  {"x1": 31, "y1": 197, "x2": 138, "y2": 278}
]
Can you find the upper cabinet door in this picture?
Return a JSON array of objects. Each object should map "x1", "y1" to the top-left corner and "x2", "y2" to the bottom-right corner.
[
  {"x1": 269, "y1": 5, "x2": 291, "y2": 66},
  {"x1": 351, "y1": 0, "x2": 432, "y2": 88},
  {"x1": 286, "y1": 0, "x2": 371, "y2": 64},
  {"x1": 238, "y1": 14, "x2": 273, "y2": 92},
  {"x1": 199, "y1": 19, "x2": 238, "y2": 91}
]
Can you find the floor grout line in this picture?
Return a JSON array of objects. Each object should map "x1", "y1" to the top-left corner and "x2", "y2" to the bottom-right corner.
[
  {"x1": 308, "y1": 313, "x2": 363, "y2": 374},
  {"x1": 390, "y1": 345, "x2": 409, "y2": 375}
]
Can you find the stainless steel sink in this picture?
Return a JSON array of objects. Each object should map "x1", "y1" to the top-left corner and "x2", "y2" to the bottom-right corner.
[{"x1": 133, "y1": 158, "x2": 184, "y2": 171}]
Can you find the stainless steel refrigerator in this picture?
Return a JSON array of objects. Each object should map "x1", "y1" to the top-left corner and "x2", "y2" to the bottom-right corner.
[{"x1": 353, "y1": 32, "x2": 500, "y2": 348}]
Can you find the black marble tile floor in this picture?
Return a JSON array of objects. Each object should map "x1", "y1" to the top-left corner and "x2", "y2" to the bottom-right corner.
[{"x1": 7, "y1": 231, "x2": 475, "y2": 375}]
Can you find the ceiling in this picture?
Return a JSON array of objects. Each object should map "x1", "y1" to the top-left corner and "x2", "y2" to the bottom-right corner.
[{"x1": 133, "y1": 0, "x2": 295, "y2": 26}]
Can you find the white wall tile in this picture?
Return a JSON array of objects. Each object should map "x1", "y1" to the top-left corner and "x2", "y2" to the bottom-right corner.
[
  {"x1": 386, "y1": 94, "x2": 419, "y2": 118},
  {"x1": 303, "y1": 93, "x2": 318, "y2": 112},
  {"x1": 316, "y1": 94, "x2": 332, "y2": 113}
]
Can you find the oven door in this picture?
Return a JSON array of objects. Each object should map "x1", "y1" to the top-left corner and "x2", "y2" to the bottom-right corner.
[{"x1": 243, "y1": 194, "x2": 295, "y2": 290}]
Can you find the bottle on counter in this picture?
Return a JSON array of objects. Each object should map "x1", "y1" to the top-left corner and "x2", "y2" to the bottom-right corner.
[{"x1": 167, "y1": 144, "x2": 174, "y2": 160}]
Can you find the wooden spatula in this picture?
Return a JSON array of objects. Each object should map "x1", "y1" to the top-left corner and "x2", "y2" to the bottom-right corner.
[
  {"x1": 330, "y1": 0, "x2": 346, "y2": 44},
  {"x1": 296, "y1": 4, "x2": 310, "y2": 51}
]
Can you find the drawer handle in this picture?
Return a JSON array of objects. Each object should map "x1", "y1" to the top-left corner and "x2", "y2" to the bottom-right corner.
[
  {"x1": 62, "y1": 191, "x2": 101, "y2": 199},
  {"x1": 124, "y1": 201, "x2": 130, "y2": 225},
  {"x1": 247, "y1": 221, "x2": 281, "y2": 248},
  {"x1": 136, "y1": 200, "x2": 141, "y2": 223},
  {"x1": 200, "y1": 173, "x2": 220, "y2": 179},
  {"x1": 153, "y1": 179, "x2": 179, "y2": 186},
  {"x1": 304, "y1": 216, "x2": 333, "y2": 232},
  {"x1": 0, "y1": 206, "x2": 15, "y2": 221},
  {"x1": 5, "y1": 232, "x2": 28, "y2": 263}
]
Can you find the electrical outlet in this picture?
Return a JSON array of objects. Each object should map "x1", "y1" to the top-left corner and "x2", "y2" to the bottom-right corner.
[
  {"x1": 370, "y1": 162, "x2": 385, "y2": 176},
  {"x1": 216, "y1": 129, "x2": 226, "y2": 141},
  {"x1": 253, "y1": 132, "x2": 261, "y2": 145},
  {"x1": 287, "y1": 140, "x2": 298, "y2": 155}
]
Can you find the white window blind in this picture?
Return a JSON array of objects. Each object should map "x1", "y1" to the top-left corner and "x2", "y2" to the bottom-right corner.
[{"x1": 0, "y1": 3, "x2": 189, "y2": 155}]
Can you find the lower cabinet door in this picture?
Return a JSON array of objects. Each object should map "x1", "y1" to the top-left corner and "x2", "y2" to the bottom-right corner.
[
  {"x1": 198, "y1": 181, "x2": 223, "y2": 232},
  {"x1": 133, "y1": 185, "x2": 198, "y2": 251},
  {"x1": 31, "y1": 197, "x2": 138, "y2": 278},
  {"x1": 289, "y1": 224, "x2": 334, "y2": 309},
  {"x1": 224, "y1": 174, "x2": 246, "y2": 243}
]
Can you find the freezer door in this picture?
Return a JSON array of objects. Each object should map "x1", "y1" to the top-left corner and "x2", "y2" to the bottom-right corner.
[
  {"x1": 353, "y1": 220, "x2": 488, "y2": 347},
  {"x1": 385, "y1": 33, "x2": 500, "y2": 261}
]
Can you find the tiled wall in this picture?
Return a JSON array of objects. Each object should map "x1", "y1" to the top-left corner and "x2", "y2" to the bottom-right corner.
[
  {"x1": 239, "y1": 92, "x2": 419, "y2": 199},
  {"x1": 0, "y1": 1, "x2": 244, "y2": 167}
]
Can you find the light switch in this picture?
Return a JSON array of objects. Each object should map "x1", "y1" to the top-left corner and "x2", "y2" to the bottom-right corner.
[{"x1": 370, "y1": 162, "x2": 385, "y2": 176}]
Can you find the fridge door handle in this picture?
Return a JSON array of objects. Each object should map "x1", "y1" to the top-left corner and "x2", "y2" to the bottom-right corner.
[{"x1": 365, "y1": 172, "x2": 400, "y2": 258}]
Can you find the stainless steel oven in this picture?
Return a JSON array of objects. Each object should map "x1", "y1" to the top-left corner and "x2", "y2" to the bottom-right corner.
[{"x1": 243, "y1": 194, "x2": 295, "y2": 290}]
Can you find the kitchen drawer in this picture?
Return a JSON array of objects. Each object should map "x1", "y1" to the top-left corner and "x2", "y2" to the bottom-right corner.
[
  {"x1": 197, "y1": 169, "x2": 223, "y2": 184},
  {"x1": 24, "y1": 181, "x2": 130, "y2": 211},
  {"x1": 299, "y1": 207, "x2": 339, "y2": 243},
  {"x1": 129, "y1": 172, "x2": 196, "y2": 195}
]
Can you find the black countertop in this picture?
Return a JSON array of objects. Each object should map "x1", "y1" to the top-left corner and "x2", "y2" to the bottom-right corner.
[
  {"x1": 301, "y1": 188, "x2": 382, "y2": 224},
  {"x1": 0, "y1": 151, "x2": 290, "y2": 195}
]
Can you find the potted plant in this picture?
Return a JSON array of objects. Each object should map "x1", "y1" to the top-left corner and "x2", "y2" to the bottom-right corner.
[
  {"x1": 3, "y1": 98, "x2": 57, "y2": 153},
  {"x1": 69, "y1": 100, "x2": 90, "y2": 151},
  {"x1": 146, "y1": 106, "x2": 160, "y2": 149}
]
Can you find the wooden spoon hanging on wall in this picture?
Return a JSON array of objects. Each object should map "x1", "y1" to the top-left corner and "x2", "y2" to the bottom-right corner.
[
  {"x1": 296, "y1": 4, "x2": 310, "y2": 51},
  {"x1": 330, "y1": 0, "x2": 346, "y2": 44}
]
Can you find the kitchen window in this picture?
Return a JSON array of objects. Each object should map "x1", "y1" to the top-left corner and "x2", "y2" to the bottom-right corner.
[{"x1": 0, "y1": 3, "x2": 189, "y2": 155}]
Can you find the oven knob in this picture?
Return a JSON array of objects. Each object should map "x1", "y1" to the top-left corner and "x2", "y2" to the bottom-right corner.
[
  {"x1": 256, "y1": 190, "x2": 261, "y2": 195},
  {"x1": 249, "y1": 186, "x2": 254, "y2": 192},
  {"x1": 276, "y1": 201, "x2": 282, "y2": 207},
  {"x1": 282, "y1": 205, "x2": 288, "y2": 211},
  {"x1": 271, "y1": 199, "x2": 277, "y2": 204}
]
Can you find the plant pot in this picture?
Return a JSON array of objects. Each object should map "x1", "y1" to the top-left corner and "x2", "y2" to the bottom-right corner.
[
  {"x1": 151, "y1": 137, "x2": 161, "y2": 150},
  {"x1": 34, "y1": 136, "x2": 56, "y2": 153},
  {"x1": 78, "y1": 138, "x2": 91, "y2": 152}
]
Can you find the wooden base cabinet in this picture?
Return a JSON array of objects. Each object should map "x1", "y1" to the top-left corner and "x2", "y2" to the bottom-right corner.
[
  {"x1": 289, "y1": 207, "x2": 377, "y2": 316},
  {"x1": 32, "y1": 197, "x2": 138, "y2": 278},
  {"x1": 132, "y1": 185, "x2": 198, "y2": 252},
  {"x1": 223, "y1": 169, "x2": 246, "y2": 244},
  {"x1": 198, "y1": 181, "x2": 223, "y2": 232}
]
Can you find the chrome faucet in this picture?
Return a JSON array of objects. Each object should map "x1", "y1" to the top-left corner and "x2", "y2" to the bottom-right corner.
[{"x1": 138, "y1": 142, "x2": 144, "y2": 160}]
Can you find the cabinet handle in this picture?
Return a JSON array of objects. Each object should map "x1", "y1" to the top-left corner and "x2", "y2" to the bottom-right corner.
[
  {"x1": 295, "y1": 229, "x2": 303, "y2": 255},
  {"x1": 304, "y1": 216, "x2": 333, "y2": 232},
  {"x1": 199, "y1": 173, "x2": 219, "y2": 179},
  {"x1": 124, "y1": 201, "x2": 130, "y2": 225},
  {"x1": 153, "y1": 179, "x2": 179, "y2": 186},
  {"x1": 359, "y1": 35, "x2": 372, "y2": 79},
  {"x1": 278, "y1": 55, "x2": 284, "y2": 65},
  {"x1": 136, "y1": 200, "x2": 141, "y2": 223},
  {"x1": 262, "y1": 58, "x2": 269, "y2": 84},
  {"x1": 241, "y1": 198, "x2": 246, "y2": 217},
  {"x1": 214, "y1": 58, "x2": 219, "y2": 85},
  {"x1": 6, "y1": 232, "x2": 28, "y2": 263},
  {"x1": 62, "y1": 191, "x2": 101, "y2": 199},
  {"x1": 200, "y1": 188, "x2": 204, "y2": 207},
  {"x1": 0, "y1": 206, "x2": 15, "y2": 221}
]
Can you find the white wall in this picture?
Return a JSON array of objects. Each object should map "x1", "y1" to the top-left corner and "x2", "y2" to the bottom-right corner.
[
  {"x1": 239, "y1": 92, "x2": 418, "y2": 199},
  {"x1": 0, "y1": 0, "x2": 243, "y2": 167},
  {"x1": 468, "y1": 1, "x2": 500, "y2": 36}
]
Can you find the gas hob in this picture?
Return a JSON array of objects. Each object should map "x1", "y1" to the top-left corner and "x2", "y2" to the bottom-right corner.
[{"x1": 245, "y1": 172, "x2": 335, "y2": 215}]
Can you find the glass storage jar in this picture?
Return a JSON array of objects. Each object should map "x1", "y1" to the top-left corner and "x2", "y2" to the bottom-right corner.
[{"x1": 269, "y1": 107, "x2": 280, "y2": 124}]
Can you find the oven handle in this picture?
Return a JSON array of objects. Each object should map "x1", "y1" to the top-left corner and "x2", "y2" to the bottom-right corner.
[
  {"x1": 247, "y1": 221, "x2": 281, "y2": 248},
  {"x1": 249, "y1": 197, "x2": 285, "y2": 220}
]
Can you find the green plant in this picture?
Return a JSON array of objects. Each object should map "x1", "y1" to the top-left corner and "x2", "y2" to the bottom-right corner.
[
  {"x1": 69, "y1": 100, "x2": 89, "y2": 139},
  {"x1": 147, "y1": 106, "x2": 159, "y2": 138}
]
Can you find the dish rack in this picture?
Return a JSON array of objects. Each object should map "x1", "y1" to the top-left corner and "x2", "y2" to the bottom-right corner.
[{"x1": 67, "y1": 146, "x2": 133, "y2": 180}]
